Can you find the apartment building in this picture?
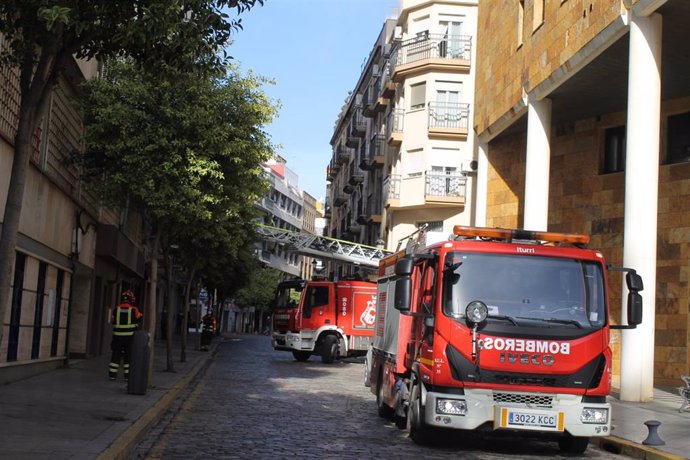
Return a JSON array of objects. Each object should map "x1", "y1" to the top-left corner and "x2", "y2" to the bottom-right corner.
[
  {"x1": 327, "y1": 0, "x2": 479, "y2": 265},
  {"x1": 474, "y1": 0, "x2": 690, "y2": 400},
  {"x1": 257, "y1": 157, "x2": 305, "y2": 277}
]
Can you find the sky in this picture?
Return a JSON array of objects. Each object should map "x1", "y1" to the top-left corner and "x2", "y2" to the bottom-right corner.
[{"x1": 227, "y1": 0, "x2": 399, "y2": 202}]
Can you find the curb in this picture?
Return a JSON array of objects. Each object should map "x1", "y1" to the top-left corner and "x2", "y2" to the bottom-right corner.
[
  {"x1": 96, "y1": 342, "x2": 219, "y2": 460},
  {"x1": 594, "y1": 435, "x2": 686, "y2": 460}
]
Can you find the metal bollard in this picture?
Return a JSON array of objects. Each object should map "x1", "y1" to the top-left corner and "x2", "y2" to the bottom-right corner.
[{"x1": 642, "y1": 420, "x2": 665, "y2": 446}]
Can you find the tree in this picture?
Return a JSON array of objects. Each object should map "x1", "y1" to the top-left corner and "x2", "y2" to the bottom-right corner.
[
  {"x1": 76, "y1": 60, "x2": 277, "y2": 371},
  {"x1": 0, "y1": 0, "x2": 263, "y2": 352},
  {"x1": 233, "y1": 263, "x2": 282, "y2": 333}
]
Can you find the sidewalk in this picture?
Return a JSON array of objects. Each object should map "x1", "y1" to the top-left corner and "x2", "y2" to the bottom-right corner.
[
  {"x1": 0, "y1": 335, "x2": 688, "y2": 459},
  {"x1": 0, "y1": 332, "x2": 219, "y2": 460}
]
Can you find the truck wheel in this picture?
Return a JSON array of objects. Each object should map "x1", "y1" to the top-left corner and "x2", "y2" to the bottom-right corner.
[
  {"x1": 558, "y1": 435, "x2": 589, "y2": 454},
  {"x1": 407, "y1": 382, "x2": 433, "y2": 445},
  {"x1": 292, "y1": 350, "x2": 311, "y2": 362},
  {"x1": 363, "y1": 353, "x2": 371, "y2": 387},
  {"x1": 321, "y1": 335, "x2": 338, "y2": 364},
  {"x1": 376, "y1": 372, "x2": 394, "y2": 418}
]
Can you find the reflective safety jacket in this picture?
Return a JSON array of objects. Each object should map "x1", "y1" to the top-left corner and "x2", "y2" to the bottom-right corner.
[
  {"x1": 202, "y1": 315, "x2": 216, "y2": 333},
  {"x1": 111, "y1": 303, "x2": 143, "y2": 337}
]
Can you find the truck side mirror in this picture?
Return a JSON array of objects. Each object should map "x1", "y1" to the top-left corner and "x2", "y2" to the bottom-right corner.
[
  {"x1": 394, "y1": 277, "x2": 411, "y2": 314},
  {"x1": 627, "y1": 292, "x2": 643, "y2": 326},
  {"x1": 395, "y1": 257, "x2": 413, "y2": 276},
  {"x1": 626, "y1": 272, "x2": 643, "y2": 292}
]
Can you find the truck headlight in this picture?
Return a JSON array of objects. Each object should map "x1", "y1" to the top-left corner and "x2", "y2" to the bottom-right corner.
[
  {"x1": 581, "y1": 407, "x2": 608, "y2": 424},
  {"x1": 436, "y1": 399, "x2": 467, "y2": 416}
]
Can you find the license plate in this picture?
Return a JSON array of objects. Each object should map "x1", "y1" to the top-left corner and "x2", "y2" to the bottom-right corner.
[{"x1": 495, "y1": 407, "x2": 564, "y2": 432}]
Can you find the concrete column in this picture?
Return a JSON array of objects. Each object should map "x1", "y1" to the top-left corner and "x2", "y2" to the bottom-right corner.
[
  {"x1": 620, "y1": 13, "x2": 661, "y2": 403},
  {"x1": 475, "y1": 141, "x2": 488, "y2": 227},
  {"x1": 524, "y1": 98, "x2": 552, "y2": 231}
]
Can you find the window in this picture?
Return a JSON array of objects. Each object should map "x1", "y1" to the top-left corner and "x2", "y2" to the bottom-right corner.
[
  {"x1": 603, "y1": 126, "x2": 626, "y2": 173},
  {"x1": 417, "y1": 221, "x2": 443, "y2": 232},
  {"x1": 7, "y1": 253, "x2": 26, "y2": 362},
  {"x1": 667, "y1": 112, "x2": 690, "y2": 164},
  {"x1": 410, "y1": 82, "x2": 426, "y2": 110},
  {"x1": 303, "y1": 286, "x2": 329, "y2": 319},
  {"x1": 31, "y1": 262, "x2": 47, "y2": 359},
  {"x1": 533, "y1": 0, "x2": 545, "y2": 31},
  {"x1": 517, "y1": 0, "x2": 525, "y2": 46}
]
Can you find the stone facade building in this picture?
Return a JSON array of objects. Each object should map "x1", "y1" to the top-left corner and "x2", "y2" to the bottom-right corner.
[{"x1": 474, "y1": 0, "x2": 690, "y2": 399}]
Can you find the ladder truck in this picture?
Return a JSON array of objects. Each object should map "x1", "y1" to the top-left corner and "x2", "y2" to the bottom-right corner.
[
  {"x1": 255, "y1": 224, "x2": 390, "y2": 363},
  {"x1": 369, "y1": 225, "x2": 643, "y2": 454}
]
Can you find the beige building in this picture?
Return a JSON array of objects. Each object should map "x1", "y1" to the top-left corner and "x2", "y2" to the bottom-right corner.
[
  {"x1": 327, "y1": 0, "x2": 479, "y2": 265},
  {"x1": 0, "y1": 46, "x2": 147, "y2": 383},
  {"x1": 474, "y1": 0, "x2": 690, "y2": 400}
]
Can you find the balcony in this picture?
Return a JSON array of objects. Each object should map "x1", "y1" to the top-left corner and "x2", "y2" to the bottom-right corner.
[
  {"x1": 326, "y1": 163, "x2": 336, "y2": 181},
  {"x1": 360, "y1": 134, "x2": 385, "y2": 170},
  {"x1": 347, "y1": 222, "x2": 363, "y2": 234},
  {"x1": 383, "y1": 174, "x2": 401, "y2": 208},
  {"x1": 335, "y1": 145, "x2": 352, "y2": 165},
  {"x1": 425, "y1": 171, "x2": 467, "y2": 205},
  {"x1": 391, "y1": 34, "x2": 472, "y2": 82},
  {"x1": 348, "y1": 106, "x2": 366, "y2": 138},
  {"x1": 427, "y1": 102, "x2": 470, "y2": 140},
  {"x1": 323, "y1": 204, "x2": 331, "y2": 219},
  {"x1": 348, "y1": 171, "x2": 364, "y2": 186},
  {"x1": 333, "y1": 192, "x2": 348, "y2": 206},
  {"x1": 343, "y1": 183, "x2": 355, "y2": 194},
  {"x1": 386, "y1": 109, "x2": 404, "y2": 146}
]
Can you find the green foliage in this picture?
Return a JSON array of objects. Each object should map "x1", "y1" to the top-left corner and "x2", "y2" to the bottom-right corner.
[
  {"x1": 232, "y1": 264, "x2": 282, "y2": 311},
  {"x1": 76, "y1": 60, "x2": 278, "y2": 237},
  {"x1": 0, "y1": 1, "x2": 265, "y2": 72}
]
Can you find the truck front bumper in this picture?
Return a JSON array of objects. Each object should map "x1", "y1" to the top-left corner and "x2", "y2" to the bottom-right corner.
[{"x1": 424, "y1": 389, "x2": 611, "y2": 438}]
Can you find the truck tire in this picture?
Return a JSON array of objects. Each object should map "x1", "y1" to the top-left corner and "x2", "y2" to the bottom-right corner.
[
  {"x1": 292, "y1": 350, "x2": 311, "y2": 362},
  {"x1": 407, "y1": 382, "x2": 433, "y2": 445},
  {"x1": 127, "y1": 331, "x2": 150, "y2": 395},
  {"x1": 321, "y1": 335, "x2": 339, "y2": 364},
  {"x1": 363, "y1": 352, "x2": 372, "y2": 387},
  {"x1": 558, "y1": 435, "x2": 589, "y2": 454},
  {"x1": 376, "y1": 371, "x2": 394, "y2": 418}
]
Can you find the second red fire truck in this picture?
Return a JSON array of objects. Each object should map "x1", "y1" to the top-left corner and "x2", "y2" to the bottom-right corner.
[
  {"x1": 369, "y1": 225, "x2": 643, "y2": 454},
  {"x1": 271, "y1": 277, "x2": 377, "y2": 363}
]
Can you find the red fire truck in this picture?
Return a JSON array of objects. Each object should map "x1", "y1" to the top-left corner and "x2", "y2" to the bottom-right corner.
[
  {"x1": 271, "y1": 278, "x2": 378, "y2": 363},
  {"x1": 369, "y1": 226, "x2": 643, "y2": 454}
]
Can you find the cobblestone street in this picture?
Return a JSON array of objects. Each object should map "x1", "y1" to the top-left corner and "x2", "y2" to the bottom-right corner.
[{"x1": 131, "y1": 335, "x2": 628, "y2": 459}]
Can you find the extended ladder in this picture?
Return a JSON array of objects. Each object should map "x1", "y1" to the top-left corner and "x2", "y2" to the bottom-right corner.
[{"x1": 255, "y1": 224, "x2": 390, "y2": 268}]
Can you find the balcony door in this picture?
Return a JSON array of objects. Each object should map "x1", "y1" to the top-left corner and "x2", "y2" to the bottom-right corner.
[
  {"x1": 435, "y1": 83, "x2": 461, "y2": 128},
  {"x1": 430, "y1": 166, "x2": 459, "y2": 196},
  {"x1": 440, "y1": 20, "x2": 464, "y2": 58}
]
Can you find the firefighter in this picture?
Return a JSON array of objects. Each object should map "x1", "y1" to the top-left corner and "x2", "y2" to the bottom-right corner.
[
  {"x1": 200, "y1": 309, "x2": 216, "y2": 351},
  {"x1": 109, "y1": 289, "x2": 143, "y2": 381}
]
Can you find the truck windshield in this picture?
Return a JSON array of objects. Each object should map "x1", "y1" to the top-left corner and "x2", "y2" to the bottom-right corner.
[
  {"x1": 274, "y1": 284, "x2": 302, "y2": 309},
  {"x1": 442, "y1": 252, "x2": 605, "y2": 330}
]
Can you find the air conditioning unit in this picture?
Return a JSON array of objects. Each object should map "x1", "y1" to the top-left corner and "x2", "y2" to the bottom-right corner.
[
  {"x1": 461, "y1": 160, "x2": 478, "y2": 174},
  {"x1": 394, "y1": 26, "x2": 403, "y2": 40}
]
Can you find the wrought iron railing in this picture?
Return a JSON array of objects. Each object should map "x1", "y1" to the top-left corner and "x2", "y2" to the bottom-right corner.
[
  {"x1": 383, "y1": 174, "x2": 401, "y2": 200},
  {"x1": 428, "y1": 102, "x2": 470, "y2": 130},
  {"x1": 392, "y1": 34, "x2": 472, "y2": 68},
  {"x1": 425, "y1": 171, "x2": 467, "y2": 198}
]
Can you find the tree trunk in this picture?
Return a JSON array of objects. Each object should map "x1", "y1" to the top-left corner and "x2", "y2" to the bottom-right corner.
[
  {"x1": 145, "y1": 234, "x2": 161, "y2": 385},
  {"x1": 0, "y1": 48, "x2": 59, "y2": 346},
  {"x1": 165, "y1": 251, "x2": 174, "y2": 372},
  {"x1": 180, "y1": 265, "x2": 197, "y2": 363}
]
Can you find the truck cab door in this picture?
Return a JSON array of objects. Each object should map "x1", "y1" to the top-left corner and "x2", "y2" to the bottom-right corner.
[
  {"x1": 405, "y1": 261, "x2": 436, "y2": 372},
  {"x1": 301, "y1": 283, "x2": 333, "y2": 330}
]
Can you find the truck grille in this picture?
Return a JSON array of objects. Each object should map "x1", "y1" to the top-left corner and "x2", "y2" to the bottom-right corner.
[{"x1": 493, "y1": 393, "x2": 553, "y2": 407}]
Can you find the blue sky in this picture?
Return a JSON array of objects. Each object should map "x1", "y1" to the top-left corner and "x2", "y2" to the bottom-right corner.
[{"x1": 228, "y1": 0, "x2": 399, "y2": 201}]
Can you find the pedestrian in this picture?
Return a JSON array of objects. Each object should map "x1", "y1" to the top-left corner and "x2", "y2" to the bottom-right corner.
[
  {"x1": 108, "y1": 289, "x2": 143, "y2": 381},
  {"x1": 200, "y1": 309, "x2": 217, "y2": 351}
]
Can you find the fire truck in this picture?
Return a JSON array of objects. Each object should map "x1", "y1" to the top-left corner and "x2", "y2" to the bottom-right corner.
[
  {"x1": 255, "y1": 224, "x2": 390, "y2": 363},
  {"x1": 271, "y1": 277, "x2": 377, "y2": 363},
  {"x1": 369, "y1": 225, "x2": 643, "y2": 454}
]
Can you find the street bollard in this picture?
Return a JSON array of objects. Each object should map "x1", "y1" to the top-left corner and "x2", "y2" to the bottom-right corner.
[
  {"x1": 642, "y1": 420, "x2": 665, "y2": 446},
  {"x1": 127, "y1": 330, "x2": 150, "y2": 395}
]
